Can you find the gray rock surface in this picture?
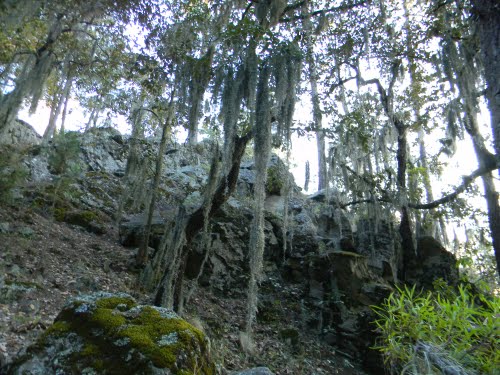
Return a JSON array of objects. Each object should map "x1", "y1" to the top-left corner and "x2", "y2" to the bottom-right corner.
[
  {"x1": 80, "y1": 127, "x2": 128, "y2": 175},
  {"x1": 0, "y1": 119, "x2": 41, "y2": 145},
  {"x1": 232, "y1": 367, "x2": 275, "y2": 375}
]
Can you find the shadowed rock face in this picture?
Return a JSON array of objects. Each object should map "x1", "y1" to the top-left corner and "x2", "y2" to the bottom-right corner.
[
  {"x1": 6, "y1": 292, "x2": 214, "y2": 375},
  {"x1": 404, "y1": 236, "x2": 459, "y2": 288},
  {"x1": 300, "y1": 250, "x2": 392, "y2": 373}
]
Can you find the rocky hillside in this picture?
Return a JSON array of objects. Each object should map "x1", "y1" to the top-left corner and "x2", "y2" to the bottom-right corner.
[{"x1": 0, "y1": 122, "x2": 458, "y2": 374}]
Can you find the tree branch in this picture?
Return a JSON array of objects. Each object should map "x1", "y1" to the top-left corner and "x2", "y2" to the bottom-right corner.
[
  {"x1": 328, "y1": 75, "x2": 358, "y2": 94},
  {"x1": 279, "y1": 0, "x2": 371, "y2": 23},
  {"x1": 282, "y1": 0, "x2": 308, "y2": 14},
  {"x1": 409, "y1": 161, "x2": 500, "y2": 209},
  {"x1": 339, "y1": 161, "x2": 500, "y2": 209}
]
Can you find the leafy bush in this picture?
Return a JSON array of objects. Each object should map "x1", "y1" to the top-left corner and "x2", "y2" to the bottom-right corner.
[
  {"x1": 47, "y1": 131, "x2": 85, "y2": 210},
  {"x1": 0, "y1": 145, "x2": 27, "y2": 203},
  {"x1": 48, "y1": 131, "x2": 83, "y2": 175},
  {"x1": 372, "y1": 282, "x2": 499, "y2": 374}
]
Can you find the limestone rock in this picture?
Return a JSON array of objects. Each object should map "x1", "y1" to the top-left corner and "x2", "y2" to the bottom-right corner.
[
  {"x1": 56, "y1": 209, "x2": 107, "y2": 235},
  {"x1": 232, "y1": 367, "x2": 275, "y2": 375},
  {"x1": 119, "y1": 213, "x2": 166, "y2": 248},
  {"x1": 24, "y1": 148, "x2": 52, "y2": 182},
  {"x1": 5, "y1": 292, "x2": 214, "y2": 375},
  {"x1": 237, "y1": 155, "x2": 297, "y2": 197},
  {"x1": 79, "y1": 127, "x2": 128, "y2": 175},
  {"x1": 405, "y1": 236, "x2": 459, "y2": 288},
  {"x1": 0, "y1": 119, "x2": 41, "y2": 146},
  {"x1": 298, "y1": 250, "x2": 392, "y2": 373},
  {"x1": 355, "y1": 218, "x2": 400, "y2": 281}
]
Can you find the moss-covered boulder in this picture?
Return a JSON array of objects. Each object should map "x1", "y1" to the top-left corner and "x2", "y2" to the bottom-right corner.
[
  {"x1": 6, "y1": 292, "x2": 214, "y2": 375},
  {"x1": 55, "y1": 208, "x2": 107, "y2": 235}
]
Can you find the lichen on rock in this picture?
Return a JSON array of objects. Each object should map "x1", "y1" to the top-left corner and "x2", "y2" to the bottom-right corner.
[{"x1": 6, "y1": 292, "x2": 214, "y2": 375}]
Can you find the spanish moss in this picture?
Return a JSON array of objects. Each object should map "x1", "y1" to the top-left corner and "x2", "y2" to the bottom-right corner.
[{"x1": 246, "y1": 63, "x2": 272, "y2": 338}]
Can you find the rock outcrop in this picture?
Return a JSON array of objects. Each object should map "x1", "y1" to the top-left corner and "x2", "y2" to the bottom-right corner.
[
  {"x1": 404, "y1": 235, "x2": 459, "y2": 288},
  {"x1": 232, "y1": 368, "x2": 275, "y2": 375},
  {"x1": 4, "y1": 120, "x2": 462, "y2": 374},
  {"x1": 0, "y1": 119, "x2": 41, "y2": 146},
  {"x1": 6, "y1": 292, "x2": 214, "y2": 375}
]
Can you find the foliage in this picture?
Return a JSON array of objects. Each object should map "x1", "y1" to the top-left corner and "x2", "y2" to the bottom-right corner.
[
  {"x1": 0, "y1": 145, "x2": 27, "y2": 204},
  {"x1": 372, "y1": 282, "x2": 499, "y2": 374},
  {"x1": 47, "y1": 131, "x2": 82, "y2": 176}
]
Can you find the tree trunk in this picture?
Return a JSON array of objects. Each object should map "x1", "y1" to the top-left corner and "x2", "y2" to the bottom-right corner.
[
  {"x1": 60, "y1": 70, "x2": 74, "y2": 133},
  {"x1": 0, "y1": 56, "x2": 35, "y2": 135},
  {"x1": 481, "y1": 173, "x2": 500, "y2": 276},
  {"x1": 136, "y1": 96, "x2": 175, "y2": 267},
  {"x1": 0, "y1": 15, "x2": 63, "y2": 134},
  {"x1": 154, "y1": 131, "x2": 253, "y2": 311},
  {"x1": 464, "y1": 111, "x2": 500, "y2": 277},
  {"x1": 43, "y1": 93, "x2": 61, "y2": 142},
  {"x1": 395, "y1": 119, "x2": 416, "y2": 280},
  {"x1": 403, "y1": 3, "x2": 448, "y2": 244},
  {"x1": 246, "y1": 64, "x2": 272, "y2": 336},
  {"x1": 186, "y1": 47, "x2": 214, "y2": 145},
  {"x1": 304, "y1": 15, "x2": 327, "y2": 191},
  {"x1": 43, "y1": 66, "x2": 73, "y2": 142},
  {"x1": 471, "y1": 0, "x2": 500, "y2": 160},
  {"x1": 85, "y1": 105, "x2": 101, "y2": 131},
  {"x1": 454, "y1": 40, "x2": 500, "y2": 276},
  {"x1": 471, "y1": 1, "x2": 500, "y2": 274}
]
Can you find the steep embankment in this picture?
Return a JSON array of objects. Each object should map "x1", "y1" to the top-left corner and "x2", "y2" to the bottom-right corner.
[{"x1": 1, "y1": 122, "x2": 458, "y2": 374}]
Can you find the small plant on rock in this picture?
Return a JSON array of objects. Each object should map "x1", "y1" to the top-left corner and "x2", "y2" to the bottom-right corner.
[{"x1": 372, "y1": 281, "x2": 499, "y2": 374}]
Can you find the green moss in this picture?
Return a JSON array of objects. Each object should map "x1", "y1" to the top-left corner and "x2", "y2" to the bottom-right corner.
[
  {"x1": 92, "y1": 359, "x2": 105, "y2": 370},
  {"x1": 119, "y1": 325, "x2": 155, "y2": 346},
  {"x1": 4, "y1": 280, "x2": 42, "y2": 289},
  {"x1": 40, "y1": 321, "x2": 72, "y2": 344},
  {"x1": 95, "y1": 296, "x2": 136, "y2": 310},
  {"x1": 89, "y1": 308, "x2": 126, "y2": 333},
  {"x1": 54, "y1": 207, "x2": 66, "y2": 222},
  {"x1": 35, "y1": 296, "x2": 214, "y2": 374},
  {"x1": 85, "y1": 171, "x2": 111, "y2": 180},
  {"x1": 266, "y1": 165, "x2": 283, "y2": 195},
  {"x1": 67, "y1": 210, "x2": 99, "y2": 225},
  {"x1": 80, "y1": 343, "x2": 100, "y2": 357},
  {"x1": 55, "y1": 209, "x2": 105, "y2": 234},
  {"x1": 117, "y1": 307, "x2": 208, "y2": 370},
  {"x1": 132, "y1": 307, "x2": 205, "y2": 342},
  {"x1": 149, "y1": 345, "x2": 177, "y2": 368}
]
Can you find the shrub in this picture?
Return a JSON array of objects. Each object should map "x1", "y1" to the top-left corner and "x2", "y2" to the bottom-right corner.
[
  {"x1": 48, "y1": 131, "x2": 82, "y2": 175},
  {"x1": 372, "y1": 282, "x2": 499, "y2": 374},
  {"x1": 0, "y1": 145, "x2": 27, "y2": 203}
]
